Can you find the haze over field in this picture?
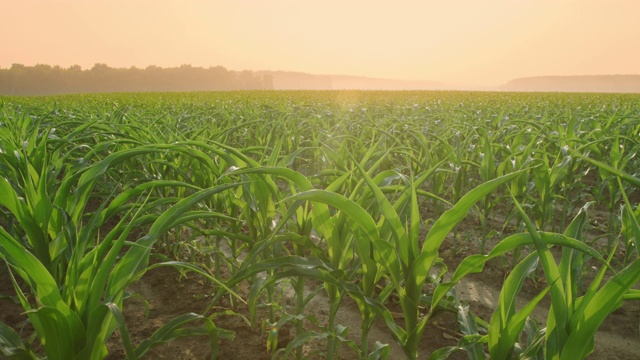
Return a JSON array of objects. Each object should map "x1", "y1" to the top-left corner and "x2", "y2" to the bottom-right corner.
[{"x1": 2, "y1": 0, "x2": 639, "y2": 90}]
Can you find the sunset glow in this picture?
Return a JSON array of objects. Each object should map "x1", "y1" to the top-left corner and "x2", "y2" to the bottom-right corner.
[{"x1": 2, "y1": 0, "x2": 639, "y2": 86}]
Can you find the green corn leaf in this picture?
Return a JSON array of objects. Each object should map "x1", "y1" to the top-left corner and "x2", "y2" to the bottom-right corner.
[
  {"x1": 283, "y1": 190, "x2": 398, "y2": 281},
  {"x1": 24, "y1": 306, "x2": 84, "y2": 360},
  {"x1": 366, "y1": 341, "x2": 390, "y2": 360},
  {"x1": 488, "y1": 252, "x2": 547, "y2": 359},
  {"x1": 413, "y1": 169, "x2": 529, "y2": 302},
  {"x1": 0, "y1": 176, "x2": 50, "y2": 267},
  {"x1": 67, "y1": 147, "x2": 164, "y2": 222},
  {"x1": 133, "y1": 312, "x2": 220, "y2": 359},
  {"x1": 457, "y1": 302, "x2": 485, "y2": 359},
  {"x1": 74, "y1": 303, "x2": 111, "y2": 360},
  {"x1": 558, "y1": 202, "x2": 591, "y2": 315},
  {"x1": 549, "y1": 155, "x2": 572, "y2": 189},
  {"x1": 104, "y1": 303, "x2": 136, "y2": 359},
  {"x1": 621, "y1": 203, "x2": 640, "y2": 257},
  {"x1": 0, "y1": 228, "x2": 68, "y2": 311},
  {"x1": 619, "y1": 177, "x2": 640, "y2": 257},
  {"x1": 575, "y1": 152, "x2": 640, "y2": 188},
  {"x1": 353, "y1": 161, "x2": 408, "y2": 267},
  {"x1": 0, "y1": 322, "x2": 37, "y2": 359},
  {"x1": 107, "y1": 182, "x2": 242, "y2": 299},
  {"x1": 560, "y1": 258, "x2": 640, "y2": 360},
  {"x1": 431, "y1": 231, "x2": 607, "y2": 313},
  {"x1": 429, "y1": 334, "x2": 486, "y2": 360},
  {"x1": 518, "y1": 317, "x2": 545, "y2": 359},
  {"x1": 510, "y1": 194, "x2": 568, "y2": 358},
  {"x1": 623, "y1": 289, "x2": 640, "y2": 300},
  {"x1": 280, "y1": 331, "x2": 330, "y2": 359},
  {"x1": 480, "y1": 133, "x2": 495, "y2": 182},
  {"x1": 102, "y1": 180, "x2": 200, "y2": 221},
  {"x1": 84, "y1": 206, "x2": 143, "y2": 319}
]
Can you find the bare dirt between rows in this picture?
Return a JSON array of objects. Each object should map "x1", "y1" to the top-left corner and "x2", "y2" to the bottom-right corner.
[
  {"x1": 102, "y1": 246, "x2": 640, "y2": 360},
  {"x1": 1, "y1": 247, "x2": 639, "y2": 359},
  {"x1": 110, "y1": 249, "x2": 640, "y2": 360}
]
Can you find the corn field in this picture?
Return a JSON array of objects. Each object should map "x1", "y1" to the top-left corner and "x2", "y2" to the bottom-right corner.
[{"x1": 0, "y1": 91, "x2": 639, "y2": 359}]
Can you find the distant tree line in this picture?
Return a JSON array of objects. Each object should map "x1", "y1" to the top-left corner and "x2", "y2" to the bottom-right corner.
[{"x1": 0, "y1": 64, "x2": 274, "y2": 95}]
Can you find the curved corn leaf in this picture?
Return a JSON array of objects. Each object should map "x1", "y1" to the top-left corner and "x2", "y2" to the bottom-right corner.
[
  {"x1": 0, "y1": 322, "x2": 37, "y2": 359},
  {"x1": 560, "y1": 259, "x2": 640, "y2": 360}
]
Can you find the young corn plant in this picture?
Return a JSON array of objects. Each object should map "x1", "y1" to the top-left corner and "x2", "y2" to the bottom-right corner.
[
  {"x1": 511, "y1": 196, "x2": 640, "y2": 359},
  {"x1": 275, "y1": 163, "x2": 529, "y2": 359},
  {"x1": 430, "y1": 197, "x2": 640, "y2": 359},
  {"x1": 219, "y1": 132, "x2": 403, "y2": 358},
  {"x1": 474, "y1": 129, "x2": 500, "y2": 255},
  {"x1": 0, "y1": 117, "x2": 244, "y2": 359},
  {"x1": 0, "y1": 181, "x2": 243, "y2": 359},
  {"x1": 570, "y1": 134, "x2": 638, "y2": 254},
  {"x1": 222, "y1": 160, "x2": 389, "y2": 359}
]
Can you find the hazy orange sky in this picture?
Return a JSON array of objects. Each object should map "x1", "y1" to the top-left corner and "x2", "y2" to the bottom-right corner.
[{"x1": 2, "y1": 0, "x2": 639, "y2": 86}]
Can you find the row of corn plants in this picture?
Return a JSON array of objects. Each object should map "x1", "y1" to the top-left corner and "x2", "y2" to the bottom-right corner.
[{"x1": 1, "y1": 91, "x2": 639, "y2": 359}]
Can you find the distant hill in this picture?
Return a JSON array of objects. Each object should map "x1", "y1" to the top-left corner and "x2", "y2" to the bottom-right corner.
[
  {"x1": 500, "y1": 75, "x2": 640, "y2": 93},
  {"x1": 257, "y1": 70, "x2": 448, "y2": 90}
]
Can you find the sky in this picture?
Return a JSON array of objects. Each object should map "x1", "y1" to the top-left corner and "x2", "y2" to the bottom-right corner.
[{"x1": 2, "y1": 0, "x2": 639, "y2": 87}]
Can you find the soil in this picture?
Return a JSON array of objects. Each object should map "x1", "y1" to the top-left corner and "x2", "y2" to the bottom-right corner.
[{"x1": 1, "y1": 217, "x2": 639, "y2": 359}]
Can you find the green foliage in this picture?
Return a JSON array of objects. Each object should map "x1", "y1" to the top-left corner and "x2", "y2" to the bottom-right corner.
[{"x1": 1, "y1": 91, "x2": 639, "y2": 359}]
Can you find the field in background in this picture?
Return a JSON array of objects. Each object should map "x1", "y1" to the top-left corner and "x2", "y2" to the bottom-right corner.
[{"x1": 0, "y1": 91, "x2": 639, "y2": 359}]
